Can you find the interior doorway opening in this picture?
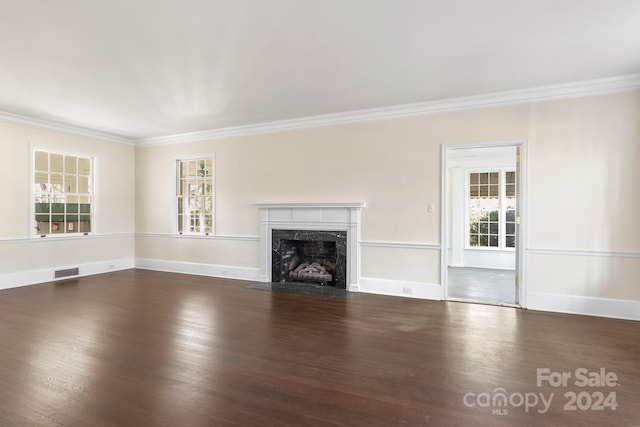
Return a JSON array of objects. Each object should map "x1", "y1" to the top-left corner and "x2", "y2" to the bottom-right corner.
[{"x1": 441, "y1": 141, "x2": 527, "y2": 307}]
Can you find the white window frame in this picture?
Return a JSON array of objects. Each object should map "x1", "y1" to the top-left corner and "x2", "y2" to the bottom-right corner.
[
  {"x1": 465, "y1": 167, "x2": 516, "y2": 251},
  {"x1": 175, "y1": 154, "x2": 215, "y2": 236},
  {"x1": 30, "y1": 146, "x2": 96, "y2": 238}
]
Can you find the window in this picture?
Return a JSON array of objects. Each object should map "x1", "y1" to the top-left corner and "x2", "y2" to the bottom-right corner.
[
  {"x1": 33, "y1": 150, "x2": 93, "y2": 236},
  {"x1": 468, "y1": 170, "x2": 516, "y2": 249},
  {"x1": 504, "y1": 171, "x2": 517, "y2": 248},
  {"x1": 177, "y1": 157, "x2": 213, "y2": 235}
]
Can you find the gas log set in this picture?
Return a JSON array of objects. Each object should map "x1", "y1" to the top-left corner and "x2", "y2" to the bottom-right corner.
[
  {"x1": 271, "y1": 229, "x2": 348, "y2": 289},
  {"x1": 289, "y1": 261, "x2": 333, "y2": 284}
]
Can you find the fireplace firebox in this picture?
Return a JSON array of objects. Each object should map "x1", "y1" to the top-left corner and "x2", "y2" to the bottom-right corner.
[
  {"x1": 256, "y1": 202, "x2": 365, "y2": 291},
  {"x1": 271, "y1": 230, "x2": 347, "y2": 289}
]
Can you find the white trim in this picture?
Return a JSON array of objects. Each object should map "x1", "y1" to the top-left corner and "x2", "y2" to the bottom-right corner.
[
  {"x1": 30, "y1": 146, "x2": 96, "y2": 238},
  {"x1": 360, "y1": 241, "x2": 440, "y2": 250},
  {"x1": 441, "y1": 145, "x2": 449, "y2": 301},
  {"x1": 0, "y1": 232, "x2": 135, "y2": 244},
  {"x1": 138, "y1": 237, "x2": 441, "y2": 247},
  {"x1": 0, "y1": 258, "x2": 134, "y2": 290},
  {"x1": 255, "y1": 203, "x2": 365, "y2": 288},
  {"x1": 441, "y1": 139, "x2": 528, "y2": 307},
  {"x1": 135, "y1": 258, "x2": 260, "y2": 282},
  {"x1": 4, "y1": 258, "x2": 639, "y2": 321},
  {"x1": 259, "y1": 220, "x2": 357, "y2": 230},
  {"x1": 174, "y1": 154, "x2": 216, "y2": 236},
  {"x1": 358, "y1": 278, "x2": 442, "y2": 301},
  {"x1": 255, "y1": 202, "x2": 366, "y2": 209},
  {"x1": 2, "y1": 75, "x2": 638, "y2": 147},
  {"x1": 527, "y1": 292, "x2": 640, "y2": 321},
  {"x1": 0, "y1": 110, "x2": 133, "y2": 145},
  {"x1": 443, "y1": 138, "x2": 528, "y2": 150},
  {"x1": 518, "y1": 142, "x2": 529, "y2": 308},
  {"x1": 528, "y1": 248, "x2": 640, "y2": 258},
  {"x1": 464, "y1": 167, "x2": 517, "y2": 251},
  {"x1": 136, "y1": 232, "x2": 259, "y2": 241},
  {"x1": 135, "y1": 74, "x2": 640, "y2": 146}
]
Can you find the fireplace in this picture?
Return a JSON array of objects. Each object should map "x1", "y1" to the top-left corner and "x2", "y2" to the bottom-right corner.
[
  {"x1": 272, "y1": 229, "x2": 347, "y2": 288},
  {"x1": 255, "y1": 203, "x2": 365, "y2": 291}
]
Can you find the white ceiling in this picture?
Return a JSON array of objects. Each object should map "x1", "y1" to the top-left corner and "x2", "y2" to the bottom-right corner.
[{"x1": 1, "y1": 0, "x2": 639, "y2": 142}]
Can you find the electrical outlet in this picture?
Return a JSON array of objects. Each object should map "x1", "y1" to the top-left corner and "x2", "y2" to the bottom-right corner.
[{"x1": 402, "y1": 287, "x2": 413, "y2": 295}]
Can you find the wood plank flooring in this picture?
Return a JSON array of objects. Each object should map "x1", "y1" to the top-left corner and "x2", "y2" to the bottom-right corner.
[{"x1": 0, "y1": 269, "x2": 638, "y2": 426}]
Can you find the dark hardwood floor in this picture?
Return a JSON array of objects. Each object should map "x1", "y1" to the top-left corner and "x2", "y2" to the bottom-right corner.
[{"x1": 0, "y1": 269, "x2": 638, "y2": 426}]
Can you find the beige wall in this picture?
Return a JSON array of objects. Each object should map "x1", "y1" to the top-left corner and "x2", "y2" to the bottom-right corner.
[
  {"x1": 527, "y1": 95, "x2": 640, "y2": 252},
  {"x1": 0, "y1": 121, "x2": 136, "y2": 278},
  {"x1": 2, "y1": 90, "x2": 639, "y2": 305},
  {"x1": 136, "y1": 90, "x2": 640, "y2": 301}
]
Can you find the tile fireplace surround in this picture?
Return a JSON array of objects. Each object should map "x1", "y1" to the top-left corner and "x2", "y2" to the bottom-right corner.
[{"x1": 255, "y1": 203, "x2": 366, "y2": 291}]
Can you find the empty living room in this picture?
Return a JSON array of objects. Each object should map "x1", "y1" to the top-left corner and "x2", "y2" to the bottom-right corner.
[{"x1": 1, "y1": 1, "x2": 639, "y2": 426}]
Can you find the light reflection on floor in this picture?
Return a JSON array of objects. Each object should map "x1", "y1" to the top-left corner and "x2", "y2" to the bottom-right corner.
[{"x1": 448, "y1": 267, "x2": 516, "y2": 305}]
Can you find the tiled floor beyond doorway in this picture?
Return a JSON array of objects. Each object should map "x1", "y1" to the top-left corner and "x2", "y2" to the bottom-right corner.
[{"x1": 448, "y1": 266, "x2": 516, "y2": 305}]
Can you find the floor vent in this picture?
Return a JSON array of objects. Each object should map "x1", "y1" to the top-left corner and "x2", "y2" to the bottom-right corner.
[{"x1": 54, "y1": 267, "x2": 79, "y2": 279}]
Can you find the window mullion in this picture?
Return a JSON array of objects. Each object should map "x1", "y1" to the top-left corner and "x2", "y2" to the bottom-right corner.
[
  {"x1": 177, "y1": 157, "x2": 213, "y2": 235},
  {"x1": 33, "y1": 150, "x2": 92, "y2": 237},
  {"x1": 500, "y1": 169, "x2": 505, "y2": 250}
]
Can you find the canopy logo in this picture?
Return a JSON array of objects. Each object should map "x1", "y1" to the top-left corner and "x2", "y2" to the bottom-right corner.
[
  {"x1": 463, "y1": 367, "x2": 619, "y2": 416},
  {"x1": 463, "y1": 388, "x2": 553, "y2": 415}
]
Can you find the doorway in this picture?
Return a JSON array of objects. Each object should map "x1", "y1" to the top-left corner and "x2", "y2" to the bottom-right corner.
[{"x1": 441, "y1": 141, "x2": 527, "y2": 307}]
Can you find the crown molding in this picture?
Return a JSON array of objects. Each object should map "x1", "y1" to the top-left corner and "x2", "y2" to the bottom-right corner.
[
  {"x1": 135, "y1": 73, "x2": 640, "y2": 147},
  {"x1": 0, "y1": 110, "x2": 134, "y2": 145},
  {"x1": 2, "y1": 74, "x2": 639, "y2": 148}
]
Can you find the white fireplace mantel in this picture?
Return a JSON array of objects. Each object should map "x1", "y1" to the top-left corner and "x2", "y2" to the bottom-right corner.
[{"x1": 255, "y1": 202, "x2": 366, "y2": 291}]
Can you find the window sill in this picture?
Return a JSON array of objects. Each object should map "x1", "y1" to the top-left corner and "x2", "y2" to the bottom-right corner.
[
  {"x1": 34, "y1": 232, "x2": 92, "y2": 239},
  {"x1": 177, "y1": 233, "x2": 214, "y2": 238},
  {"x1": 465, "y1": 247, "x2": 516, "y2": 252}
]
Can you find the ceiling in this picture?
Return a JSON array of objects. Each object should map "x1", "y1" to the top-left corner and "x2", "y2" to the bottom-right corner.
[{"x1": 1, "y1": 0, "x2": 639, "y2": 142}]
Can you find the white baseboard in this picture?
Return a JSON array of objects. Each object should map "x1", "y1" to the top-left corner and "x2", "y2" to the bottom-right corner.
[
  {"x1": 4, "y1": 260, "x2": 638, "y2": 322},
  {"x1": 527, "y1": 292, "x2": 640, "y2": 321},
  {"x1": 0, "y1": 258, "x2": 134, "y2": 290},
  {"x1": 358, "y1": 277, "x2": 443, "y2": 300},
  {"x1": 135, "y1": 258, "x2": 261, "y2": 282}
]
